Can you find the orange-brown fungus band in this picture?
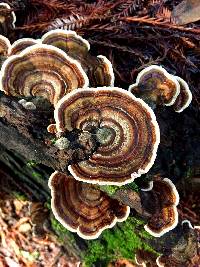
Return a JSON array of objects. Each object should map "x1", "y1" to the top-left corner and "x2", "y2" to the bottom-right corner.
[{"x1": 173, "y1": 76, "x2": 192, "y2": 113}]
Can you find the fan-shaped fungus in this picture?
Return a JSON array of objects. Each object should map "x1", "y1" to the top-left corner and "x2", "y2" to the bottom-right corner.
[
  {"x1": 54, "y1": 87, "x2": 160, "y2": 185},
  {"x1": 41, "y1": 29, "x2": 114, "y2": 87},
  {"x1": 129, "y1": 65, "x2": 180, "y2": 106},
  {"x1": 48, "y1": 171, "x2": 130, "y2": 239},
  {"x1": 143, "y1": 178, "x2": 179, "y2": 237},
  {"x1": 0, "y1": 44, "x2": 89, "y2": 106},
  {"x1": 173, "y1": 76, "x2": 192, "y2": 112}
]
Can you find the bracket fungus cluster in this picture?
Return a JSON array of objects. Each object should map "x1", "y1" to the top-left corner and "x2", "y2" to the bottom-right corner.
[
  {"x1": 141, "y1": 178, "x2": 179, "y2": 237},
  {"x1": 0, "y1": 44, "x2": 89, "y2": 106},
  {"x1": 129, "y1": 65, "x2": 192, "y2": 112},
  {"x1": 46, "y1": 86, "x2": 161, "y2": 238},
  {"x1": 49, "y1": 171, "x2": 130, "y2": 239},
  {"x1": 0, "y1": 29, "x2": 114, "y2": 106},
  {"x1": 0, "y1": 22, "x2": 191, "y2": 241}
]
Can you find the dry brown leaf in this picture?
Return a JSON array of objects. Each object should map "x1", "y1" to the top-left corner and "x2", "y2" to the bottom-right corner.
[{"x1": 172, "y1": 0, "x2": 200, "y2": 25}]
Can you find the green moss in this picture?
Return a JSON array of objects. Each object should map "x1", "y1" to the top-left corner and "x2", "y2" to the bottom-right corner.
[
  {"x1": 51, "y1": 138, "x2": 57, "y2": 145},
  {"x1": 100, "y1": 182, "x2": 139, "y2": 197},
  {"x1": 123, "y1": 182, "x2": 139, "y2": 192},
  {"x1": 12, "y1": 191, "x2": 27, "y2": 201},
  {"x1": 83, "y1": 217, "x2": 156, "y2": 267},
  {"x1": 26, "y1": 160, "x2": 37, "y2": 167},
  {"x1": 51, "y1": 216, "x2": 76, "y2": 245},
  {"x1": 100, "y1": 185, "x2": 119, "y2": 196}
]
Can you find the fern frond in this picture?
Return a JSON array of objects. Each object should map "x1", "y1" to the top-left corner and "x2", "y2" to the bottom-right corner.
[
  {"x1": 48, "y1": 14, "x2": 89, "y2": 31},
  {"x1": 112, "y1": 0, "x2": 141, "y2": 18}
]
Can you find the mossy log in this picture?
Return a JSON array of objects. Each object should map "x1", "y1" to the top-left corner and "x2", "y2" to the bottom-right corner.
[{"x1": 0, "y1": 92, "x2": 199, "y2": 266}]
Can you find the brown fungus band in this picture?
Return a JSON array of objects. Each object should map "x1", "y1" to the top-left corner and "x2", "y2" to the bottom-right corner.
[
  {"x1": 173, "y1": 76, "x2": 192, "y2": 113},
  {"x1": 54, "y1": 87, "x2": 160, "y2": 185},
  {"x1": 0, "y1": 34, "x2": 10, "y2": 57},
  {"x1": 129, "y1": 65, "x2": 180, "y2": 106},
  {"x1": 48, "y1": 171, "x2": 130, "y2": 239},
  {"x1": 41, "y1": 29, "x2": 114, "y2": 87},
  {"x1": 8, "y1": 38, "x2": 40, "y2": 56},
  {"x1": 0, "y1": 44, "x2": 89, "y2": 106},
  {"x1": 143, "y1": 178, "x2": 179, "y2": 237},
  {"x1": 41, "y1": 29, "x2": 90, "y2": 57}
]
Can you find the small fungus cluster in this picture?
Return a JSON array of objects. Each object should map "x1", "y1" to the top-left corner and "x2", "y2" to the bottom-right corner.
[
  {"x1": 0, "y1": 29, "x2": 114, "y2": 106},
  {"x1": 129, "y1": 65, "x2": 192, "y2": 112},
  {"x1": 0, "y1": 3, "x2": 192, "y2": 241}
]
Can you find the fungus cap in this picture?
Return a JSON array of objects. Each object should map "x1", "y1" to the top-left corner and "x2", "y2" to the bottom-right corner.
[
  {"x1": 0, "y1": 44, "x2": 89, "y2": 106},
  {"x1": 0, "y1": 2, "x2": 16, "y2": 29},
  {"x1": 129, "y1": 65, "x2": 180, "y2": 106},
  {"x1": 41, "y1": 29, "x2": 114, "y2": 87},
  {"x1": 173, "y1": 76, "x2": 192, "y2": 113},
  {"x1": 54, "y1": 87, "x2": 160, "y2": 185},
  {"x1": 144, "y1": 178, "x2": 179, "y2": 237},
  {"x1": 156, "y1": 256, "x2": 165, "y2": 267},
  {"x1": 48, "y1": 171, "x2": 130, "y2": 239}
]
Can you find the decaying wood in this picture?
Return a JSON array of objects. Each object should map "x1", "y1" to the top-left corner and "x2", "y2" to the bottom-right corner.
[{"x1": 0, "y1": 93, "x2": 97, "y2": 172}]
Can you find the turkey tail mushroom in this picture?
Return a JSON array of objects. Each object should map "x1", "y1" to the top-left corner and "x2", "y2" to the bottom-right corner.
[
  {"x1": 53, "y1": 87, "x2": 160, "y2": 185},
  {"x1": 8, "y1": 38, "x2": 40, "y2": 56},
  {"x1": 0, "y1": 44, "x2": 89, "y2": 106},
  {"x1": 41, "y1": 29, "x2": 114, "y2": 87},
  {"x1": 129, "y1": 65, "x2": 180, "y2": 107},
  {"x1": 48, "y1": 171, "x2": 130, "y2": 239},
  {"x1": 141, "y1": 178, "x2": 179, "y2": 237}
]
